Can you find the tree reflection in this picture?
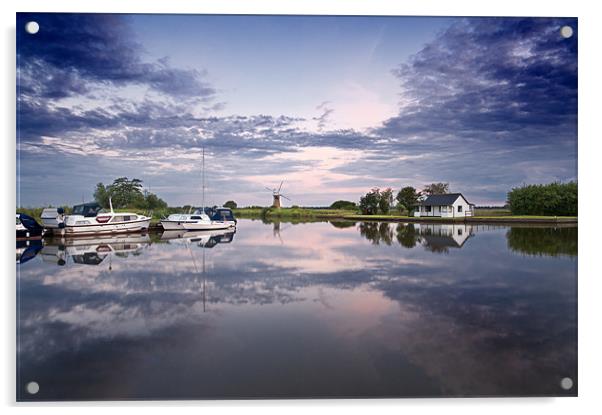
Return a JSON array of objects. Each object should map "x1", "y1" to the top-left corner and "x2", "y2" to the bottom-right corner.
[
  {"x1": 358, "y1": 222, "x2": 395, "y2": 245},
  {"x1": 329, "y1": 220, "x2": 357, "y2": 229},
  {"x1": 395, "y1": 223, "x2": 420, "y2": 248},
  {"x1": 506, "y1": 226, "x2": 577, "y2": 257},
  {"x1": 359, "y1": 222, "x2": 474, "y2": 254}
]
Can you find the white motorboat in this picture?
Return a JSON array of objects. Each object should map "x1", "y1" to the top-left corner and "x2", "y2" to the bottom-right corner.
[
  {"x1": 160, "y1": 148, "x2": 236, "y2": 231},
  {"x1": 161, "y1": 207, "x2": 237, "y2": 230},
  {"x1": 181, "y1": 212, "x2": 232, "y2": 231},
  {"x1": 41, "y1": 198, "x2": 151, "y2": 236}
]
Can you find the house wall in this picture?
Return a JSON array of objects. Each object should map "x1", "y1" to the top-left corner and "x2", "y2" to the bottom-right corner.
[{"x1": 451, "y1": 197, "x2": 473, "y2": 217}]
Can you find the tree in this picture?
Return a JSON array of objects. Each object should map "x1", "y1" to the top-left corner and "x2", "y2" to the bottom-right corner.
[
  {"x1": 143, "y1": 192, "x2": 168, "y2": 210},
  {"x1": 423, "y1": 182, "x2": 449, "y2": 196},
  {"x1": 224, "y1": 200, "x2": 238, "y2": 209},
  {"x1": 396, "y1": 186, "x2": 422, "y2": 215},
  {"x1": 359, "y1": 188, "x2": 381, "y2": 215},
  {"x1": 378, "y1": 188, "x2": 394, "y2": 214},
  {"x1": 507, "y1": 182, "x2": 577, "y2": 216},
  {"x1": 108, "y1": 177, "x2": 144, "y2": 208},
  {"x1": 93, "y1": 183, "x2": 110, "y2": 208},
  {"x1": 93, "y1": 177, "x2": 167, "y2": 210},
  {"x1": 330, "y1": 200, "x2": 357, "y2": 210}
]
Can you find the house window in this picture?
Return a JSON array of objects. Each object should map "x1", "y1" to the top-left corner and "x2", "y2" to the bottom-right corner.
[
  {"x1": 425, "y1": 206, "x2": 431, "y2": 212},
  {"x1": 458, "y1": 229, "x2": 463, "y2": 235},
  {"x1": 458, "y1": 205, "x2": 463, "y2": 213}
]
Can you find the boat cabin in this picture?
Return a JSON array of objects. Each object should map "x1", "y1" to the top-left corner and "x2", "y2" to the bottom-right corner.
[
  {"x1": 72, "y1": 202, "x2": 103, "y2": 217},
  {"x1": 211, "y1": 208, "x2": 236, "y2": 223}
]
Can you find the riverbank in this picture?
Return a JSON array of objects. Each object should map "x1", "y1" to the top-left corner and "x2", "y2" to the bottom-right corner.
[{"x1": 233, "y1": 207, "x2": 577, "y2": 224}]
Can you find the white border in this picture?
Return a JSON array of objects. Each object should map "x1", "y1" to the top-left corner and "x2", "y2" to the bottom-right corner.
[{"x1": 3, "y1": 1, "x2": 601, "y2": 413}]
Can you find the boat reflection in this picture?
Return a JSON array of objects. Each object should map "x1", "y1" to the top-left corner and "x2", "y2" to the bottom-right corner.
[
  {"x1": 40, "y1": 233, "x2": 151, "y2": 266},
  {"x1": 160, "y1": 228, "x2": 236, "y2": 247},
  {"x1": 16, "y1": 239, "x2": 43, "y2": 265}
]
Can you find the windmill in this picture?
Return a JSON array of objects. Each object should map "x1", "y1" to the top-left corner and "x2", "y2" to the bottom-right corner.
[{"x1": 265, "y1": 181, "x2": 291, "y2": 208}]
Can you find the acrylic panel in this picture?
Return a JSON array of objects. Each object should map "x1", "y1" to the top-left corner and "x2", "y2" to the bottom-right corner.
[{"x1": 16, "y1": 13, "x2": 578, "y2": 401}]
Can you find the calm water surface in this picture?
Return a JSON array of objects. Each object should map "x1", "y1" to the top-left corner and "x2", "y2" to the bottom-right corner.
[{"x1": 16, "y1": 219, "x2": 577, "y2": 400}]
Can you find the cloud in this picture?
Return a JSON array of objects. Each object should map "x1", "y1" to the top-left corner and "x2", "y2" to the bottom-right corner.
[
  {"x1": 380, "y1": 17, "x2": 577, "y2": 147},
  {"x1": 16, "y1": 16, "x2": 578, "y2": 206},
  {"x1": 313, "y1": 101, "x2": 334, "y2": 130},
  {"x1": 17, "y1": 13, "x2": 215, "y2": 100}
]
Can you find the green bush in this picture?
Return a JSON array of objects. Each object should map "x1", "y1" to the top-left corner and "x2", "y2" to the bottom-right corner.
[
  {"x1": 507, "y1": 182, "x2": 577, "y2": 216},
  {"x1": 329, "y1": 200, "x2": 357, "y2": 210},
  {"x1": 224, "y1": 200, "x2": 237, "y2": 209}
]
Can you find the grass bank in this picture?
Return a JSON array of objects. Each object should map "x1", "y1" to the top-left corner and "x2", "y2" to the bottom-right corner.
[
  {"x1": 18, "y1": 205, "x2": 577, "y2": 226},
  {"x1": 233, "y1": 207, "x2": 356, "y2": 219},
  {"x1": 233, "y1": 207, "x2": 576, "y2": 224}
]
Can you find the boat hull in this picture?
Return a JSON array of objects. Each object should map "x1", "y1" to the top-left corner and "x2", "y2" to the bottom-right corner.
[
  {"x1": 51, "y1": 219, "x2": 151, "y2": 236},
  {"x1": 181, "y1": 222, "x2": 234, "y2": 231},
  {"x1": 160, "y1": 220, "x2": 187, "y2": 230}
]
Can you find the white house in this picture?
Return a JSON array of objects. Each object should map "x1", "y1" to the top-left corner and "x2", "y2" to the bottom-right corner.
[{"x1": 414, "y1": 193, "x2": 474, "y2": 218}]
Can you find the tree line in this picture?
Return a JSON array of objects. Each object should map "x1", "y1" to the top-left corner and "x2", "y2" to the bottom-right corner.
[
  {"x1": 358, "y1": 182, "x2": 449, "y2": 215},
  {"x1": 94, "y1": 177, "x2": 168, "y2": 210},
  {"x1": 507, "y1": 182, "x2": 577, "y2": 216}
]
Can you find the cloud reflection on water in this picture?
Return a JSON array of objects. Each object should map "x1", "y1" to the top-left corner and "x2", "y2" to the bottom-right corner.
[{"x1": 17, "y1": 220, "x2": 577, "y2": 399}]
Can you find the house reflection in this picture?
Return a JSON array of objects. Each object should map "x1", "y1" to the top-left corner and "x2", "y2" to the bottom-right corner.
[
  {"x1": 415, "y1": 223, "x2": 474, "y2": 253},
  {"x1": 359, "y1": 222, "x2": 474, "y2": 253}
]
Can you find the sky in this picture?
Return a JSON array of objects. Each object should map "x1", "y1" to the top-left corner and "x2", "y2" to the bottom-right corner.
[{"x1": 16, "y1": 13, "x2": 577, "y2": 207}]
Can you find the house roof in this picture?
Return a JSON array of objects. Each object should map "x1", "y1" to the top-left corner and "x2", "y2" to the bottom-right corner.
[{"x1": 420, "y1": 193, "x2": 470, "y2": 206}]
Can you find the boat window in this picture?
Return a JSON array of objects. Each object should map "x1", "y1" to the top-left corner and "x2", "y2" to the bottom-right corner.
[
  {"x1": 72, "y1": 203, "x2": 102, "y2": 217},
  {"x1": 191, "y1": 216, "x2": 203, "y2": 220}
]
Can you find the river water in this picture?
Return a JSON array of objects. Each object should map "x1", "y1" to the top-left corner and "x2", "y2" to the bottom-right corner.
[{"x1": 16, "y1": 219, "x2": 577, "y2": 400}]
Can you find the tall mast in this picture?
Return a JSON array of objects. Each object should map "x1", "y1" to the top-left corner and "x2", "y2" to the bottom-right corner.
[{"x1": 202, "y1": 147, "x2": 205, "y2": 209}]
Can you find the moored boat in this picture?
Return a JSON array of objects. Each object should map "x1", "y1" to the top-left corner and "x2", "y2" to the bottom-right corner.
[
  {"x1": 160, "y1": 148, "x2": 237, "y2": 231},
  {"x1": 16, "y1": 213, "x2": 44, "y2": 240},
  {"x1": 41, "y1": 199, "x2": 150, "y2": 236},
  {"x1": 161, "y1": 207, "x2": 236, "y2": 230}
]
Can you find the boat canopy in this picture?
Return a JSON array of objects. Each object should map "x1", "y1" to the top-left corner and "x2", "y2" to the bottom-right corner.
[
  {"x1": 72, "y1": 202, "x2": 102, "y2": 217},
  {"x1": 17, "y1": 213, "x2": 44, "y2": 232},
  {"x1": 211, "y1": 208, "x2": 236, "y2": 222}
]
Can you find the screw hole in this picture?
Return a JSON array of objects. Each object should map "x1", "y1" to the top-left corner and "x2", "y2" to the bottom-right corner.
[
  {"x1": 560, "y1": 377, "x2": 573, "y2": 390},
  {"x1": 26, "y1": 381, "x2": 39, "y2": 394},
  {"x1": 25, "y1": 21, "x2": 40, "y2": 35},
  {"x1": 560, "y1": 26, "x2": 573, "y2": 39}
]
